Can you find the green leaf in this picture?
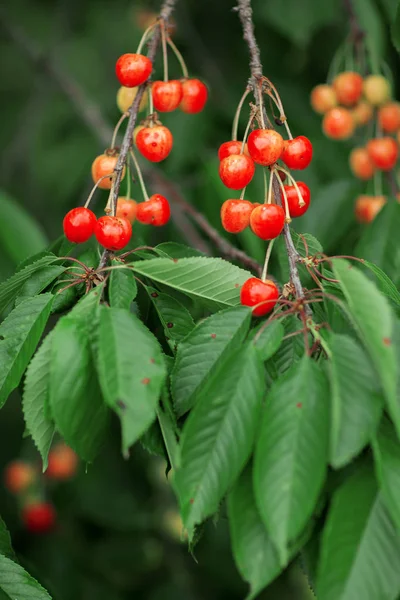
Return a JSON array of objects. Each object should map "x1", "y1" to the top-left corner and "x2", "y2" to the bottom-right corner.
[
  {"x1": 373, "y1": 417, "x2": 400, "y2": 532},
  {"x1": 96, "y1": 307, "x2": 166, "y2": 453},
  {"x1": 254, "y1": 355, "x2": 329, "y2": 566},
  {"x1": 131, "y1": 257, "x2": 251, "y2": 309},
  {"x1": 316, "y1": 466, "x2": 400, "y2": 600},
  {"x1": 155, "y1": 242, "x2": 205, "y2": 259},
  {"x1": 352, "y1": 0, "x2": 386, "y2": 73},
  {"x1": 0, "y1": 553, "x2": 52, "y2": 600},
  {"x1": 0, "y1": 517, "x2": 16, "y2": 561},
  {"x1": 0, "y1": 294, "x2": 53, "y2": 408},
  {"x1": 23, "y1": 332, "x2": 55, "y2": 470},
  {"x1": 0, "y1": 191, "x2": 47, "y2": 265},
  {"x1": 171, "y1": 306, "x2": 252, "y2": 416},
  {"x1": 249, "y1": 320, "x2": 285, "y2": 361},
  {"x1": 265, "y1": 315, "x2": 306, "y2": 380},
  {"x1": 147, "y1": 286, "x2": 195, "y2": 344},
  {"x1": 228, "y1": 466, "x2": 282, "y2": 600},
  {"x1": 392, "y1": 1, "x2": 400, "y2": 52},
  {"x1": 361, "y1": 260, "x2": 400, "y2": 308},
  {"x1": 16, "y1": 266, "x2": 66, "y2": 305},
  {"x1": 332, "y1": 259, "x2": 398, "y2": 438},
  {"x1": 175, "y1": 344, "x2": 265, "y2": 537},
  {"x1": 109, "y1": 263, "x2": 137, "y2": 309},
  {"x1": 327, "y1": 334, "x2": 383, "y2": 469},
  {"x1": 0, "y1": 256, "x2": 57, "y2": 314}
]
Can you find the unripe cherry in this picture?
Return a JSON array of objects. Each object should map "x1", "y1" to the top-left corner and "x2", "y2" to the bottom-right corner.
[
  {"x1": 180, "y1": 79, "x2": 208, "y2": 113},
  {"x1": 247, "y1": 129, "x2": 284, "y2": 166},
  {"x1": 91, "y1": 153, "x2": 125, "y2": 189},
  {"x1": 22, "y1": 502, "x2": 56, "y2": 534},
  {"x1": 284, "y1": 182, "x2": 311, "y2": 218},
  {"x1": 4, "y1": 461, "x2": 36, "y2": 494},
  {"x1": 363, "y1": 75, "x2": 391, "y2": 106},
  {"x1": 366, "y1": 137, "x2": 398, "y2": 171},
  {"x1": 322, "y1": 107, "x2": 355, "y2": 140},
  {"x1": 349, "y1": 148, "x2": 375, "y2": 180},
  {"x1": 240, "y1": 277, "x2": 279, "y2": 317},
  {"x1": 116, "y1": 86, "x2": 148, "y2": 113},
  {"x1": 351, "y1": 101, "x2": 373, "y2": 126},
  {"x1": 219, "y1": 154, "x2": 255, "y2": 190},
  {"x1": 355, "y1": 195, "x2": 386, "y2": 223},
  {"x1": 135, "y1": 125, "x2": 173, "y2": 162},
  {"x1": 46, "y1": 443, "x2": 78, "y2": 481},
  {"x1": 378, "y1": 103, "x2": 400, "y2": 133},
  {"x1": 133, "y1": 125, "x2": 145, "y2": 143},
  {"x1": 94, "y1": 216, "x2": 132, "y2": 250},
  {"x1": 218, "y1": 140, "x2": 249, "y2": 160},
  {"x1": 115, "y1": 53, "x2": 152, "y2": 87},
  {"x1": 152, "y1": 80, "x2": 183, "y2": 112},
  {"x1": 333, "y1": 71, "x2": 363, "y2": 106},
  {"x1": 250, "y1": 204, "x2": 285, "y2": 240},
  {"x1": 220, "y1": 199, "x2": 254, "y2": 233},
  {"x1": 136, "y1": 194, "x2": 171, "y2": 226},
  {"x1": 281, "y1": 136, "x2": 313, "y2": 170},
  {"x1": 116, "y1": 197, "x2": 137, "y2": 223},
  {"x1": 310, "y1": 84, "x2": 337, "y2": 114}
]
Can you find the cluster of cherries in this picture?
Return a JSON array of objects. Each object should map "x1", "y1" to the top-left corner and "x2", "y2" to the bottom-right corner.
[
  {"x1": 311, "y1": 72, "x2": 399, "y2": 223},
  {"x1": 3, "y1": 443, "x2": 78, "y2": 533},
  {"x1": 63, "y1": 34, "x2": 207, "y2": 252}
]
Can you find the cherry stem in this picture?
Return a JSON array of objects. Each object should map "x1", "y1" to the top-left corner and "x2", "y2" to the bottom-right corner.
[
  {"x1": 239, "y1": 186, "x2": 247, "y2": 200},
  {"x1": 84, "y1": 174, "x2": 115, "y2": 209},
  {"x1": 275, "y1": 171, "x2": 292, "y2": 222},
  {"x1": 241, "y1": 112, "x2": 255, "y2": 153},
  {"x1": 276, "y1": 165, "x2": 305, "y2": 207},
  {"x1": 148, "y1": 83, "x2": 154, "y2": 116},
  {"x1": 261, "y1": 238, "x2": 275, "y2": 281},
  {"x1": 374, "y1": 169, "x2": 383, "y2": 197},
  {"x1": 136, "y1": 22, "x2": 157, "y2": 54},
  {"x1": 130, "y1": 150, "x2": 150, "y2": 201},
  {"x1": 126, "y1": 164, "x2": 132, "y2": 199},
  {"x1": 110, "y1": 112, "x2": 129, "y2": 149},
  {"x1": 263, "y1": 79, "x2": 293, "y2": 140},
  {"x1": 263, "y1": 169, "x2": 268, "y2": 203},
  {"x1": 307, "y1": 319, "x2": 332, "y2": 358},
  {"x1": 232, "y1": 87, "x2": 251, "y2": 141},
  {"x1": 258, "y1": 83, "x2": 266, "y2": 129},
  {"x1": 160, "y1": 20, "x2": 168, "y2": 82},
  {"x1": 167, "y1": 37, "x2": 189, "y2": 78},
  {"x1": 267, "y1": 169, "x2": 274, "y2": 204}
]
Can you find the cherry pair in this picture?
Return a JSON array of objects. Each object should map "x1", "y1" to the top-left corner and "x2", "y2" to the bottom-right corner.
[
  {"x1": 221, "y1": 199, "x2": 284, "y2": 239},
  {"x1": 350, "y1": 137, "x2": 398, "y2": 179}
]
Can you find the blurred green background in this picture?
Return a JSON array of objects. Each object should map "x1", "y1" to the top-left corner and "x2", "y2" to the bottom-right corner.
[{"x1": 0, "y1": 0, "x2": 398, "y2": 598}]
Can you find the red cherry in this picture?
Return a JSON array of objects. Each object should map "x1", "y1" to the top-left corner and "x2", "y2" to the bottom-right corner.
[
  {"x1": 349, "y1": 148, "x2": 375, "y2": 180},
  {"x1": 135, "y1": 125, "x2": 173, "y2": 162},
  {"x1": 91, "y1": 153, "x2": 125, "y2": 189},
  {"x1": 250, "y1": 204, "x2": 285, "y2": 240},
  {"x1": 116, "y1": 197, "x2": 137, "y2": 223},
  {"x1": 136, "y1": 194, "x2": 171, "y2": 226},
  {"x1": 219, "y1": 154, "x2": 255, "y2": 189},
  {"x1": 366, "y1": 137, "x2": 398, "y2": 171},
  {"x1": 46, "y1": 443, "x2": 78, "y2": 481},
  {"x1": 333, "y1": 71, "x2": 363, "y2": 106},
  {"x1": 179, "y1": 79, "x2": 208, "y2": 113},
  {"x1": 4, "y1": 461, "x2": 36, "y2": 495},
  {"x1": 284, "y1": 182, "x2": 311, "y2": 218},
  {"x1": 310, "y1": 84, "x2": 337, "y2": 114},
  {"x1": 94, "y1": 216, "x2": 132, "y2": 250},
  {"x1": 22, "y1": 502, "x2": 56, "y2": 533},
  {"x1": 281, "y1": 136, "x2": 313, "y2": 170},
  {"x1": 220, "y1": 199, "x2": 254, "y2": 233},
  {"x1": 355, "y1": 195, "x2": 386, "y2": 223},
  {"x1": 247, "y1": 129, "x2": 284, "y2": 166},
  {"x1": 63, "y1": 208, "x2": 97, "y2": 243},
  {"x1": 322, "y1": 108, "x2": 355, "y2": 140},
  {"x1": 115, "y1": 53, "x2": 152, "y2": 87},
  {"x1": 240, "y1": 277, "x2": 280, "y2": 317},
  {"x1": 152, "y1": 80, "x2": 183, "y2": 112},
  {"x1": 378, "y1": 103, "x2": 400, "y2": 133}
]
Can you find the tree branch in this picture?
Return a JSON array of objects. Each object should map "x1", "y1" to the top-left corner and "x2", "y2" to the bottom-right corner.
[{"x1": 342, "y1": 0, "x2": 365, "y2": 67}]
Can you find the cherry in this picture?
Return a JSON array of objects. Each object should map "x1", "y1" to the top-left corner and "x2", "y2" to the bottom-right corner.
[
  {"x1": 220, "y1": 199, "x2": 254, "y2": 233},
  {"x1": 322, "y1": 107, "x2": 355, "y2": 140},
  {"x1": 281, "y1": 136, "x2": 313, "y2": 170},
  {"x1": 333, "y1": 71, "x2": 363, "y2": 106},
  {"x1": 218, "y1": 140, "x2": 249, "y2": 161},
  {"x1": 133, "y1": 125, "x2": 144, "y2": 143},
  {"x1": 363, "y1": 75, "x2": 391, "y2": 106},
  {"x1": 378, "y1": 103, "x2": 400, "y2": 133},
  {"x1": 152, "y1": 80, "x2": 183, "y2": 112},
  {"x1": 219, "y1": 154, "x2": 255, "y2": 189},
  {"x1": 355, "y1": 195, "x2": 386, "y2": 223},
  {"x1": 352, "y1": 101, "x2": 373, "y2": 126},
  {"x1": 22, "y1": 502, "x2": 56, "y2": 534},
  {"x1": 250, "y1": 204, "x2": 285, "y2": 240},
  {"x1": 91, "y1": 153, "x2": 125, "y2": 189},
  {"x1": 179, "y1": 79, "x2": 208, "y2": 113},
  {"x1": 136, "y1": 125, "x2": 173, "y2": 162},
  {"x1": 63, "y1": 208, "x2": 97, "y2": 243},
  {"x1": 115, "y1": 53, "x2": 152, "y2": 87},
  {"x1": 349, "y1": 148, "x2": 375, "y2": 180},
  {"x1": 136, "y1": 194, "x2": 171, "y2": 226},
  {"x1": 366, "y1": 137, "x2": 398, "y2": 171},
  {"x1": 116, "y1": 86, "x2": 148, "y2": 113},
  {"x1": 240, "y1": 277, "x2": 279, "y2": 317},
  {"x1": 46, "y1": 443, "x2": 78, "y2": 481},
  {"x1": 94, "y1": 216, "x2": 132, "y2": 250},
  {"x1": 4, "y1": 461, "x2": 36, "y2": 494},
  {"x1": 310, "y1": 84, "x2": 337, "y2": 114},
  {"x1": 284, "y1": 182, "x2": 311, "y2": 217},
  {"x1": 116, "y1": 197, "x2": 137, "y2": 223},
  {"x1": 247, "y1": 129, "x2": 284, "y2": 166}
]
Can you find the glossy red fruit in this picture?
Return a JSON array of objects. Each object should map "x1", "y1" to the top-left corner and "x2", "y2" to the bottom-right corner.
[
  {"x1": 63, "y1": 208, "x2": 97, "y2": 243},
  {"x1": 322, "y1": 107, "x2": 355, "y2": 140},
  {"x1": 218, "y1": 140, "x2": 249, "y2": 160},
  {"x1": 46, "y1": 443, "x2": 78, "y2": 481},
  {"x1": 378, "y1": 103, "x2": 400, "y2": 133},
  {"x1": 116, "y1": 197, "x2": 137, "y2": 223},
  {"x1": 333, "y1": 71, "x2": 363, "y2": 106},
  {"x1": 136, "y1": 194, "x2": 171, "y2": 226},
  {"x1": 240, "y1": 277, "x2": 280, "y2": 317},
  {"x1": 281, "y1": 136, "x2": 313, "y2": 170},
  {"x1": 355, "y1": 195, "x2": 386, "y2": 223},
  {"x1": 94, "y1": 216, "x2": 132, "y2": 250},
  {"x1": 349, "y1": 148, "x2": 375, "y2": 180},
  {"x1": 247, "y1": 129, "x2": 284, "y2": 166},
  {"x1": 91, "y1": 154, "x2": 125, "y2": 189},
  {"x1": 4, "y1": 461, "x2": 36, "y2": 494},
  {"x1": 220, "y1": 199, "x2": 253, "y2": 233},
  {"x1": 136, "y1": 125, "x2": 173, "y2": 162},
  {"x1": 179, "y1": 79, "x2": 208, "y2": 113},
  {"x1": 310, "y1": 84, "x2": 337, "y2": 114},
  {"x1": 284, "y1": 182, "x2": 311, "y2": 218},
  {"x1": 152, "y1": 80, "x2": 183, "y2": 112},
  {"x1": 219, "y1": 154, "x2": 255, "y2": 190},
  {"x1": 250, "y1": 204, "x2": 285, "y2": 240},
  {"x1": 22, "y1": 502, "x2": 56, "y2": 533},
  {"x1": 115, "y1": 53, "x2": 152, "y2": 87},
  {"x1": 366, "y1": 137, "x2": 398, "y2": 171}
]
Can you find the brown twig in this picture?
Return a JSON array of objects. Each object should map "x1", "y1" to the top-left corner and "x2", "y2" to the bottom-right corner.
[{"x1": 342, "y1": 0, "x2": 365, "y2": 68}]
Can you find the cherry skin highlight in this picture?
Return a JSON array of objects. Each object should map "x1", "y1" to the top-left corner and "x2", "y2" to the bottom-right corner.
[
  {"x1": 247, "y1": 129, "x2": 284, "y2": 166},
  {"x1": 152, "y1": 80, "x2": 183, "y2": 112},
  {"x1": 94, "y1": 216, "x2": 132, "y2": 251},
  {"x1": 366, "y1": 137, "x2": 398, "y2": 171},
  {"x1": 333, "y1": 71, "x2": 363, "y2": 106},
  {"x1": 284, "y1": 182, "x2": 311, "y2": 218},
  {"x1": 136, "y1": 194, "x2": 171, "y2": 226},
  {"x1": 115, "y1": 53, "x2": 152, "y2": 87},
  {"x1": 63, "y1": 208, "x2": 97, "y2": 243},
  {"x1": 281, "y1": 136, "x2": 313, "y2": 170},
  {"x1": 349, "y1": 148, "x2": 375, "y2": 180},
  {"x1": 218, "y1": 140, "x2": 249, "y2": 160},
  {"x1": 240, "y1": 277, "x2": 280, "y2": 317},
  {"x1": 220, "y1": 199, "x2": 254, "y2": 233},
  {"x1": 322, "y1": 107, "x2": 355, "y2": 140},
  {"x1": 250, "y1": 204, "x2": 285, "y2": 240},
  {"x1": 219, "y1": 154, "x2": 255, "y2": 190},
  {"x1": 179, "y1": 79, "x2": 208, "y2": 113},
  {"x1": 4, "y1": 461, "x2": 36, "y2": 494},
  {"x1": 136, "y1": 125, "x2": 173, "y2": 162},
  {"x1": 22, "y1": 502, "x2": 56, "y2": 534}
]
